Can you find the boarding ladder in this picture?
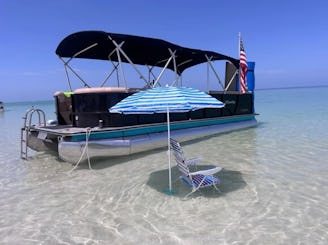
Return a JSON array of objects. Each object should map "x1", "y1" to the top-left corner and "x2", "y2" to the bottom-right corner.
[{"x1": 21, "y1": 108, "x2": 46, "y2": 160}]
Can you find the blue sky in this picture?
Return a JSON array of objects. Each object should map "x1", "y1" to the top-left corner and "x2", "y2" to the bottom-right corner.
[{"x1": 1, "y1": 0, "x2": 327, "y2": 102}]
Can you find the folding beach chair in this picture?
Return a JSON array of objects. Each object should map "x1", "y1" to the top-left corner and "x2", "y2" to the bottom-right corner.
[{"x1": 170, "y1": 138, "x2": 222, "y2": 197}]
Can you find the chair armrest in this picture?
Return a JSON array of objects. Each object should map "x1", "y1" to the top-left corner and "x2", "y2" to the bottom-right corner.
[
  {"x1": 189, "y1": 166, "x2": 222, "y2": 176},
  {"x1": 185, "y1": 157, "x2": 203, "y2": 165}
]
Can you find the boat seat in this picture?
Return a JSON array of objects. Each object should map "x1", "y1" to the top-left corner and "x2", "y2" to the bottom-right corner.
[
  {"x1": 73, "y1": 87, "x2": 129, "y2": 94},
  {"x1": 54, "y1": 91, "x2": 72, "y2": 125}
]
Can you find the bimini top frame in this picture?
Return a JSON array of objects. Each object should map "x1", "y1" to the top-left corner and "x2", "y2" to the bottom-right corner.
[{"x1": 56, "y1": 30, "x2": 239, "y2": 90}]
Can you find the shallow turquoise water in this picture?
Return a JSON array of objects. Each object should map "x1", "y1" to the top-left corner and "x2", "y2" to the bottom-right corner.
[{"x1": 0, "y1": 87, "x2": 327, "y2": 244}]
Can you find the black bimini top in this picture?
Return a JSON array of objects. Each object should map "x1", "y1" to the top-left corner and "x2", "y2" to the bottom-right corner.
[{"x1": 56, "y1": 31, "x2": 239, "y2": 74}]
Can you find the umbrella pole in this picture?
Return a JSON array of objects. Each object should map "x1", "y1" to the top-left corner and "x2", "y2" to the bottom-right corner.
[{"x1": 167, "y1": 106, "x2": 172, "y2": 192}]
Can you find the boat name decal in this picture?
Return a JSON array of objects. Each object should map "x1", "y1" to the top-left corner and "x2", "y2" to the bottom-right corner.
[{"x1": 224, "y1": 100, "x2": 236, "y2": 105}]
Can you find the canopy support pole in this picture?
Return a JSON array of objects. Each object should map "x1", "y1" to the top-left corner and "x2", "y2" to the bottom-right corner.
[
  {"x1": 205, "y1": 55, "x2": 225, "y2": 90},
  {"x1": 108, "y1": 35, "x2": 149, "y2": 87},
  {"x1": 207, "y1": 57, "x2": 211, "y2": 92},
  {"x1": 146, "y1": 65, "x2": 162, "y2": 87},
  {"x1": 106, "y1": 49, "x2": 122, "y2": 87},
  {"x1": 60, "y1": 43, "x2": 98, "y2": 89},
  {"x1": 100, "y1": 62, "x2": 119, "y2": 87},
  {"x1": 114, "y1": 42, "x2": 127, "y2": 89},
  {"x1": 152, "y1": 53, "x2": 175, "y2": 87},
  {"x1": 63, "y1": 64, "x2": 73, "y2": 91},
  {"x1": 58, "y1": 56, "x2": 90, "y2": 88},
  {"x1": 224, "y1": 69, "x2": 238, "y2": 92},
  {"x1": 169, "y1": 49, "x2": 179, "y2": 86},
  {"x1": 66, "y1": 43, "x2": 99, "y2": 65}
]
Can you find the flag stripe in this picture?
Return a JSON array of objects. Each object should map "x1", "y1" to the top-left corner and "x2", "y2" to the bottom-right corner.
[{"x1": 239, "y1": 36, "x2": 248, "y2": 93}]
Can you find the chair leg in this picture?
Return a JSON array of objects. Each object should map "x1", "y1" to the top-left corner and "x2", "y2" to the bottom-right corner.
[
  {"x1": 182, "y1": 180, "x2": 200, "y2": 199},
  {"x1": 181, "y1": 175, "x2": 221, "y2": 198},
  {"x1": 213, "y1": 184, "x2": 221, "y2": 193},
  {"x1": 183, "y1": 184, "x2": 221, "y2": 199},
  {"x1": 211, "y1": 175, "x2": 221, "y2": 193},
  {"x1": 183, "y1": 177, "x2": 205, "y2": 198},
  {"x1": 184, "y1": 189, "x2": 196, "y2": 199}
]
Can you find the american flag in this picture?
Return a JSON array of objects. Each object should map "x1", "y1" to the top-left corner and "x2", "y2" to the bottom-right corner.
[{"x1": 239, "y1": 36, "x2": 248, "y2": 93}]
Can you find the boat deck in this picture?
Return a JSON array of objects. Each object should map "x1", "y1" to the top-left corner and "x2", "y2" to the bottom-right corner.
[
  {"x1": 30, "y1": 121, "x2": 169, "y2": 137},
  {"x1": 32, "y1": 125, "x2": 127, "y2": 136},
  {"x1": 29, "y1": 114, "x2": 257, "y2": 141}
]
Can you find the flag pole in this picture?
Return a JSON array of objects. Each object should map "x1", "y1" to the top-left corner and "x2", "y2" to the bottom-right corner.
[
  {"x1": 238, "y1": 32, "x2": 241, "y2": 92},
  {"x1": 238, "y1": 32, "x2": 241, "y2": 58}
]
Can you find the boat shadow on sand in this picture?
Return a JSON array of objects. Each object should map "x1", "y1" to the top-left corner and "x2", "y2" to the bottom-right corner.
[{"x1": 146, "y1": 165, "x2": 247, "y2": 198}]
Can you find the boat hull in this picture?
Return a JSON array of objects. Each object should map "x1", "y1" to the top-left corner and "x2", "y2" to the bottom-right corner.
[{"x1": 58, "y1": 118, "x2": 257, "y2": 163}]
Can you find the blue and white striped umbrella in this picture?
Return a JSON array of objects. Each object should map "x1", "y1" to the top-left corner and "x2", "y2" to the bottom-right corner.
[
  {"x1": 109, "y1": 86, "x2": 224, "y2": 114},
  {"x1": 109, "y1": 86, "x2": 224, "y2": 193}
]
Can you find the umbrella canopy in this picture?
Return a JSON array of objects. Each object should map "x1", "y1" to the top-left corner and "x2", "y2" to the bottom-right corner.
[
  {"x1": 109, "y1": 86, "x2": 224, "y2": 193},
  {"x1": 109, "y1": 86, "x2": 224, "y2": 114}
]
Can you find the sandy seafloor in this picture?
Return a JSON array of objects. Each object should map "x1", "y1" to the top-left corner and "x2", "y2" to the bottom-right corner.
[{"x1": 0, "y1": 86, "x2": 328, "y2": 244}]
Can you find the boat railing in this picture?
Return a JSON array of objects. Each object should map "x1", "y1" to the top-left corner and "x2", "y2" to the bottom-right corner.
[{"x1": 20, "y1": 108, "x2": 47, "y2": 160}]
